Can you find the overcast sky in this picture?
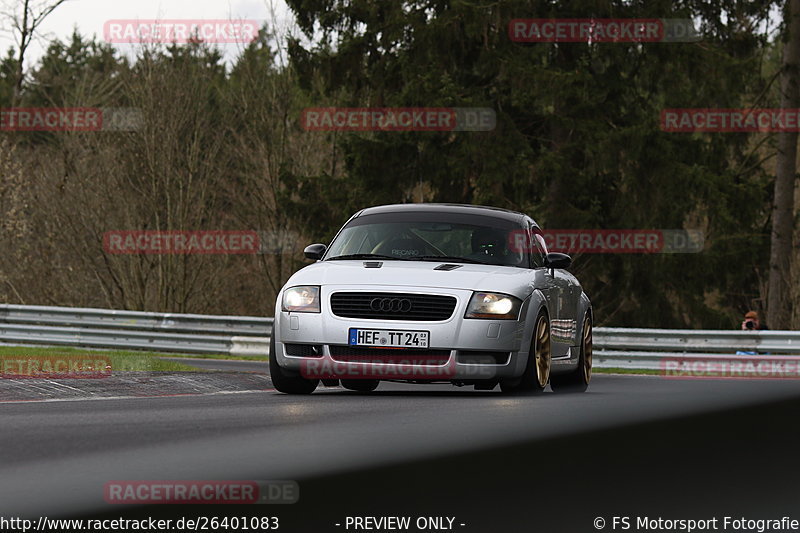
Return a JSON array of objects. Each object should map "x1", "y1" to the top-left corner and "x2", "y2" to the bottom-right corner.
[{"x1": 0, "y1": 0, "x2": 295, "y2": 68}]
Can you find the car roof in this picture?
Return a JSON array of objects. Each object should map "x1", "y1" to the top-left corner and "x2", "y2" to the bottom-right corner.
[{"x1": 356, "y1": 203, "x2": 537, "y2": 227}]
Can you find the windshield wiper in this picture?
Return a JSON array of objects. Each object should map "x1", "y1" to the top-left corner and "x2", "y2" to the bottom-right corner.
[
  {"x1": 411, "y1": 255, "x2": 489, "y2": 265},
  {"x1": 326, "y1": 253, "x2": 406, "y2": 261}
]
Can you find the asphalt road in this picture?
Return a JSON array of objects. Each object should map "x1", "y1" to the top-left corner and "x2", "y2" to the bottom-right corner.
[{"x1": 2, "y1": 364, "x2": 800, "y2": 531}]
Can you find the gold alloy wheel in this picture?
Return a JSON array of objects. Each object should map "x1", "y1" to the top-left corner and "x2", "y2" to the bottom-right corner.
[
  {"x1": 582, "y1": 316, "x2": 593, "y2": 384},
  {"x1": 535, "y1": 315, "x2": 551, "y2": 388}
]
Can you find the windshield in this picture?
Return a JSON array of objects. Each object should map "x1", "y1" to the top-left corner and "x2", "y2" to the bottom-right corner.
[{"x1": 325, "y1": 212, "x2": 528, "y2": 267}]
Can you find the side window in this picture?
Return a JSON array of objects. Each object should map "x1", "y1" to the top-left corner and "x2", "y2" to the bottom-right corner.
[{"x1": 529, "y1": 225, "x2": 547, "y2": 268}]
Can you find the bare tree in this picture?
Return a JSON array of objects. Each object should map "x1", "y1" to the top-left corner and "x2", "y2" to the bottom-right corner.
[
  {"x1": 0, "y1": 0, "x2": 69, "y2": 104},
  {"x1": 768, "y1": 0, "x2": 800, "y2": 329},
  {"x1": 221, "y1": 14, "x2": 342, "y2": 315}
]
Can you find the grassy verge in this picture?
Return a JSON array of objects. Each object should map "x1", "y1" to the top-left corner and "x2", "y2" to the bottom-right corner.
[
  {"x1": 163, "y1": 353, "x2": 267, "y2": 361},
  {"x1": 0, "y1": 345, "x2": 199, "y2": 372},
  {"x1": 594, "y1": 367, "x2": 661, "y2": 376}
]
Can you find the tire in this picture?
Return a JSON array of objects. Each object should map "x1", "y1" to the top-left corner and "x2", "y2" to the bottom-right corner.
[
  {"x1": 551, "y1": 313, "x2": 592, "y2": 393},
  {"x1": 501, "y1": 310, "x2": 551, "y2": 395},
  {"x1": 341, "y1": 379, "x2": 379, "y2": 392},
  {"x1": 269, "y1": 335, "x2": 319, "y2": 394}
]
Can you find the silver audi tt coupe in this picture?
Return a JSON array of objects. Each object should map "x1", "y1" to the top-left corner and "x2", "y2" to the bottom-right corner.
[{"x1": 271, "y1": 203, "x2": 592, "y2": 394}]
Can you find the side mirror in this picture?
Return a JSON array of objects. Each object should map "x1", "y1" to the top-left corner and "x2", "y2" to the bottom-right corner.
[
  {"x1": 544, "y1": 252, "x2": 571, "y2": 270},
  {"x1": 303, "y1": 243, "x2": 327, "y2": 260}
]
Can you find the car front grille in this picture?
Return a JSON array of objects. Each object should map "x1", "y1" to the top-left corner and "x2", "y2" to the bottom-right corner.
[
  {"x1": 329, "y1": 346, "x2": 451, "y2": 365},
  {"x1": 330, "y1": 292, "x2": 457, "y2": 321}
]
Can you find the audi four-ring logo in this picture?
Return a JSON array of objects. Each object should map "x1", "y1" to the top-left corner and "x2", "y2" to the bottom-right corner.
[{"x1": 370, "y1": 297, "x2": 412, "y2": 312}]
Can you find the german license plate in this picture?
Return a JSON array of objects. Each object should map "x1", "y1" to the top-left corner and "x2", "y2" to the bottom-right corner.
[{"x1": 348, "y1": 329, "x2": 430, "y2": 348}]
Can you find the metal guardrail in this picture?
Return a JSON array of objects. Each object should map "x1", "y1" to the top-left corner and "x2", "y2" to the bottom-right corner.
[
  {"x1": 594, "y1": 328, "x2": 800, "y2": 354},
  {"x1": 0, "y1": 304, "x2": 796, "y2": 369},
  {"x1": 0, "y1": 304, "x2": 272, "y2": 335},
  {"x1": 592, "y1": 328, "x2": 800, "y2": 371},
  {"x1": 0, "y1": 304, "x2": 272, "y2": 356}
]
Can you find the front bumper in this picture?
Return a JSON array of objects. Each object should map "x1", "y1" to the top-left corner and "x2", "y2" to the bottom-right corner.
[{"x1": 274, "y1": 285, "x2": 532, "y2": 381}]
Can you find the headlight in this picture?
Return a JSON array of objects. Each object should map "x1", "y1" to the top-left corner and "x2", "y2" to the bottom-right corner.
[
  {"x1": 465, "y1": 292, "x2": 522, "y2": 320},
  {"x1": 282, "y1": 286, "x2": 321, "y2": 313}
]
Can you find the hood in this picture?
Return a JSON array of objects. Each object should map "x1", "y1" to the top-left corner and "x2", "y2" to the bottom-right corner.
[{"x1": 284, "y1": 260, "x2": 535, "y2": 298}]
